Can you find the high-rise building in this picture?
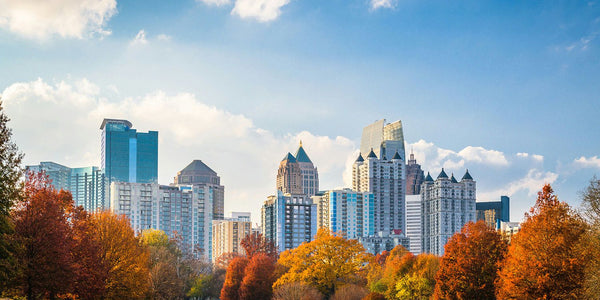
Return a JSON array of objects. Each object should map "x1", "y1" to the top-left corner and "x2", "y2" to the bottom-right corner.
[
  {"x1": 421, "y1": 169, "x2": 476, "y2": 256},
  {"x1": 110, "y1": 182, "x2": 214, "y2": 259},
  {"x1": 101, "y1": 119, "x2": 158, "y2": 184},
  {"x1": 360, "y1": 119, "x2": 406, "y2": 161},
  {"x1": 261, "y1": 191, "x2": 318, "y2": 252},
  {"x1": 358, "y1": 230, "x2": 411, "y2": 255},
  {"x1": 276, "y1": 153, "x2": 303, "y2": 195},
  {"x1": 212, "y1": 212, "x2": 252, "y2": 262},
  {"x1": 405, "y1": 151, "x2": 425, "y2": 195},
  {"x1": 295, "y1": 141, "x2": 319, "y2": 196},
  {"x1": 174, "y1": 160, "x2": 225, "y2": 220},
  {"x1": 352, "y1": 149, "x2": 405, "y2": 235},
  {"x1": 476, "y1": 196, "x2": 510, "y2": 229},
  {"x1": 313, "y1": 189, "x2": 374, "y2": 239},
  {"x1": 405, "y1": 194, "x2": 422, "y2": 255},
  {"x1": 26, "y1": 162, "x2": 108, "y2": 211}
]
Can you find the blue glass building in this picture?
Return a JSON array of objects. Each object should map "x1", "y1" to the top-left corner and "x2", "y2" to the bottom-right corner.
[{"x1": 100, "y1": 119, "x2": 158, "y2": 184}]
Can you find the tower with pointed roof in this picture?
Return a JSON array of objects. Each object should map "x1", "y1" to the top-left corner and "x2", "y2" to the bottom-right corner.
[
  {"x1": 295, "y1": 141, "x2": 319, "y2": 196},
  {"x1": 353, "y1": 147, "x2": 406, "y2": 237},
  {"x1": 421, "y1": 168, "x2": 476, "y2": 256},
  {"x1": 276, "y1": 152, "x2": 304, "y2": 195}
]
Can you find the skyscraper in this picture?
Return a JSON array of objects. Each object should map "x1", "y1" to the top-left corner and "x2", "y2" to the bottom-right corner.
[
  {"x1": 405, "y1": 194, "x2": 422, "y2": 255},
  {"x1": 174, "y1": 160, "x2": 225, "y2": 220},
  {"x1": 212, "y1": 212, "x2": 252, "y2": 262},
  {"x1": 261, "y1": 191, "x2": 318, "y2": 252},
  {"x1": 100, "y1": 119, "x2": 158, "y2": 184},
  {"x1": 352, "y1": 149, "x2": 405, "y2": 235},
  {"x1": 360, "y1": 119, "x2": 406, "y2": 161},
  {"x1": 406, "y1": 151, "x2": 425, "y2": 195},
  {"x1": 276, "y1": 153, "x2": 304, "y2": 195},
  {"x1": 295, "y1": 141, "x2": 319, "y2": 197},
  {"x1": 476, "y1": 196, "x2": 510, "y2": 229},
  {"x1": 421, "y1": 169, "x2": 476, "y2": 256},
  {"x1": 313, "y1": 189, "x2": 374, "y2": 239},
  {"x1": 26, "y1": 162, "x2": 108, "y2": 211}
]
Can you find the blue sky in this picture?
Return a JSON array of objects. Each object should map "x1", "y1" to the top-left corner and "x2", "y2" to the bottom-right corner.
[{"x1": 1, "y1": 0, "x2": 599, "y2": 224}]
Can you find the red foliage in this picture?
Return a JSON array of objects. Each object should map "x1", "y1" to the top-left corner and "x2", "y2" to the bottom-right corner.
[
  {"x1": 240, "y1": 253, "x2": 277, "y2": 300},
  {"x1": 240, "y1": 232, "x2": 277, "y2": 259},
  {"x1": 220, "y1": 256, "x2": 249, "y2": 300}
]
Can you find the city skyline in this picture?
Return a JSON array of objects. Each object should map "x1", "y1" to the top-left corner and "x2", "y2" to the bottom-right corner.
[{"x1": 1, "y1": 1, "x2": 599, "y2": 225}]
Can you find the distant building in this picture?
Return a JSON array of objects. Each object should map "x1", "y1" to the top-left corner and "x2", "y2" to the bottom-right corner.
[
  {"x1": 110, "y1": 182, "x2": 214, "y2": 259},
  {"x1": 405, "y1": 151, "x2": 425, "y2": 195},
  {"x1": 352, "y1": 148, "x2": 405, "y2": 235},
  {"x1": 359, "y1": 230, "x2": 410, "y2": 255},
  {"x1": 295, "y1": 142, "x2": 319, "y2": 197},
  {"x1": 26, "y1": 162, "x2": 108, "y2": 211},
  {"x1": 360, "y1": 119, "x2": 406, "y2": 161},
  {"x1": 421, "y1": 169, "x2": 476, "y2": 256},
  {"x1": 476, "y1": 196, "x2": 510, "y2": 229},
  {"x1": 498, "y1": 221, "x2": 521, "y2": 242},
  {"x1": 405, "y1": 194, "x2": 422, "y2": 255},
  {"x1": 276, "y1": 153, "x2": 304, "y2": 195},
  {"x1": 261, "y1": 191, "x2": 318, "y2": 252},
  {"x1": 100, "y1": 118, "x2": 158, "y2": 185},
  {"x1": 174, "y1": 160, "x2": 225, "y2": 220},
  {"x1": 313, "y1": 189, "x2": 374, "y2": 239},
  {"x1": 212, "y1": 212, "x2": 252, "y2": 262}
]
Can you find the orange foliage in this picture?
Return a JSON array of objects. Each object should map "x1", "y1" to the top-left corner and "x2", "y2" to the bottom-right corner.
[
  {"x1": 240, "y1": 232, "x2": 277, "y2": 259},
  {"x1": 496, "y1": 184, "x2": 589, "y2": 299},
  {"x1": 240, "y1": 253, "x2": 278, "y2": 299},
  {"x1": 220, "y1": 256, "x2": 249, "y2": 300},
  {"x1": 434, "y1": 220, "x2": 507, "y2": 299}
]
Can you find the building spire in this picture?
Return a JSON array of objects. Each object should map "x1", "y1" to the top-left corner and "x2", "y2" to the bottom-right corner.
[{"x1": 299, "y1": 140, "x2": 302, "y2": 147}]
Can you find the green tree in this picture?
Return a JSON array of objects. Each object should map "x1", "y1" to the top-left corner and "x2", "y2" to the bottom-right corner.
[
  {"x1": 0, "y1": 99, "x2": 24, "y2": 291},
  {"x1": 581, "y1": 177, "x2": 600, "y2": 299}
]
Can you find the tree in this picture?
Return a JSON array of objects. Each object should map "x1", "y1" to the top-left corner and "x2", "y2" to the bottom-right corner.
[
  {"x1": 220, "y1": 256, "x2": 249, "y2": 300},
  {"x1": 581, "y1": 177, "x2": 600, "y2": 299},
  {"x1": 240, "y1": 232, "x2": 277, "y2": 259},
  {"x1": 214, "y1": 252, "x2": 243, "y2": 270},
  {"x1": 187, "y1": 268, "x2": 226, "y2": 300},
  {"x1": 10, "y1": 172, "x2": 75, "y2": 299},
  {"x1": 496, "y1": 184, "x2": 590, "y2": 299},
  {"x1": 141, "y1": 229, "x2": 184, "y2": 299},
  {"x1": 274, "y1": 229, "x2": 369, "y2": 297},
  {"x1": 239, "y1": 253, "x2": 278, "y2": 300},
  {"x1": 330, "y1": 284, "x2": 369, "y2": 300},
  {"x1": 91, "y1": 211, "x2": 150, "y2": 299},
  {"x1": 272, "y1": 282, "x2": 324, "y2": 300},
  {"x1": 433, "y1": 221, "x2": 507, "y2": 300},
  {"x1": 0, "y1": 99, "x2": 24, "y2": 291}
]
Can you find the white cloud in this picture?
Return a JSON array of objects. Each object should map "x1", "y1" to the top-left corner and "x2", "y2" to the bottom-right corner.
[
  {"x1": 197, "y1": 0, "x2": 232, "y2": 6},
  {"x1": 130, "y1": 30, "x2": 148, "y2": 46},
  {"x1": 157, "y1": 34, "x2": 172, "y2": 41},
  {"x1": 0, "y1": 0, "x2": 117, "y2": 40},
  {"x1": 478, "y1": 169, "x2": 559, "y2": 199},
  {"x1": 231, "y1": 0, "x2": 290, "y2": 22},
  {"x1": 1, "y1": 78, "x2": 354, "y2": 223},
  {"x1": 457, "y1": 146, "x2": 509, "y2": 166},
  {"x1": 370, "y1": 0, "x2": 397, "y2": 10},
  {"x1": 517, "y1": 152, "x2": 544, "y2": 162},
  {"x1": 574, "y1": 156, "x2": 600, "y2": 169}
]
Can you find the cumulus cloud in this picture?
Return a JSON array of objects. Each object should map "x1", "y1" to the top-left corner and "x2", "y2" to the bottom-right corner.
[
  {"x1": 197, "y1": 0, "x2": 232, "y2": 6},
  {"x1": 370, "y1": 0, "x2": 398, "y2": 10},
  {"x1": 517, "y1": 152, "x2": 544, "y2": 162},
  {"x1": 478, "y1": 169, "x2": 559, "y2": 199},
  {"x1": 232, "y1": 0, "x2": 290, "y2": 22},
  {"x1": 0, "y1": 0, "x2": 117, "y2": 40},
  {"x1": 574, "y1": 156, "x2": 600, "y2": 169},
  {"x1": 1, "y1": 78, "x2": 355, "y2": 223}
]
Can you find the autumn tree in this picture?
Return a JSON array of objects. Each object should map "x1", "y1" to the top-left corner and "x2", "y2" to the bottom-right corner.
[
  {"x1": 272, "y1": 282, "x2": 324, "y2": 300},
  {"x1": 10, "y1": 172, "x2": 75, "y2": 299},
  {"x1": 496, "y1": 184, "x2": 589, "y2": 299},
  {"x1": 187, "y1": 268, "x2": 226, "y2": 299},
  {"x1": 91, "y1": 211, "x2": 150, "y2": 299},
  {"x1": 330, "y1": 283, "x2": 369, "y2": 300},
  {"x1": 240, "y1": 232, "x2": 277, "y2": 259},
  {"x1": 141, "y1": 229, "x2": 184, "y2": 299},
  {"x1": 434, "y1": 220, "x2": 507, "y2": 299},
  {"x1": 240, "y1": 253, "x2": 278, "y2": 300},
  {"x1": 0, "y1": 99, "x2": 23, "y2": 291},
  {"x1": 274, "y1": 229, "x2": 369, "y2": 297},
  {"x1": 581, "y1": 177, "x2": 600, "y2": 299},
  {"x1": 220, "y1": 256, "x2": 249, "y2": 300}
]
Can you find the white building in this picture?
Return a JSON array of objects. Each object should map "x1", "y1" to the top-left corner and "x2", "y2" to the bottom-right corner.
[
  {"x1": 313, "y1": 189, "x2": 374, "y2": 239},
  {"x1": 212, "y1": 212, "x2": 252, "y2": 262},
  {"x1": 421, "y1": 169, "x2": 476, "y2": 256},
  {"x1": 110, "y1": 182, "x2": 214, "y2": 259},
  {"x1": 405, "y1": 194, "x2": 422, "y2": 254},
  {"x1": 353, "y1": 149, "x2": 405, "y2": 235},
  {"x1": 261, "y1": 191, "x2": 318, "y2": 252}
]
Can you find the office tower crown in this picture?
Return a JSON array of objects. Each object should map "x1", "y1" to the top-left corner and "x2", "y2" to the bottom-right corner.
[
  {"x1": 437, "y1": 168, "x2": 449, "y2": 179},
  {"x1": 295, "y1": 141, "x2": 313, "y2": 163},
  {"x1": 462, "y1": 169, "x2": 474, "y2": 181}
]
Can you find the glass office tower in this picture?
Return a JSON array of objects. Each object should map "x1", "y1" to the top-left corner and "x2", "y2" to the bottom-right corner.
[{"x1": 100, "y1": 119, "x2": 158, "y2": 184}]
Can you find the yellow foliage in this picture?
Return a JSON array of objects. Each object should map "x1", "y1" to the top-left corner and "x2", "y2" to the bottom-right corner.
[{"x1": 274, "y1": 229, "x2": 369, "y2": 297}]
